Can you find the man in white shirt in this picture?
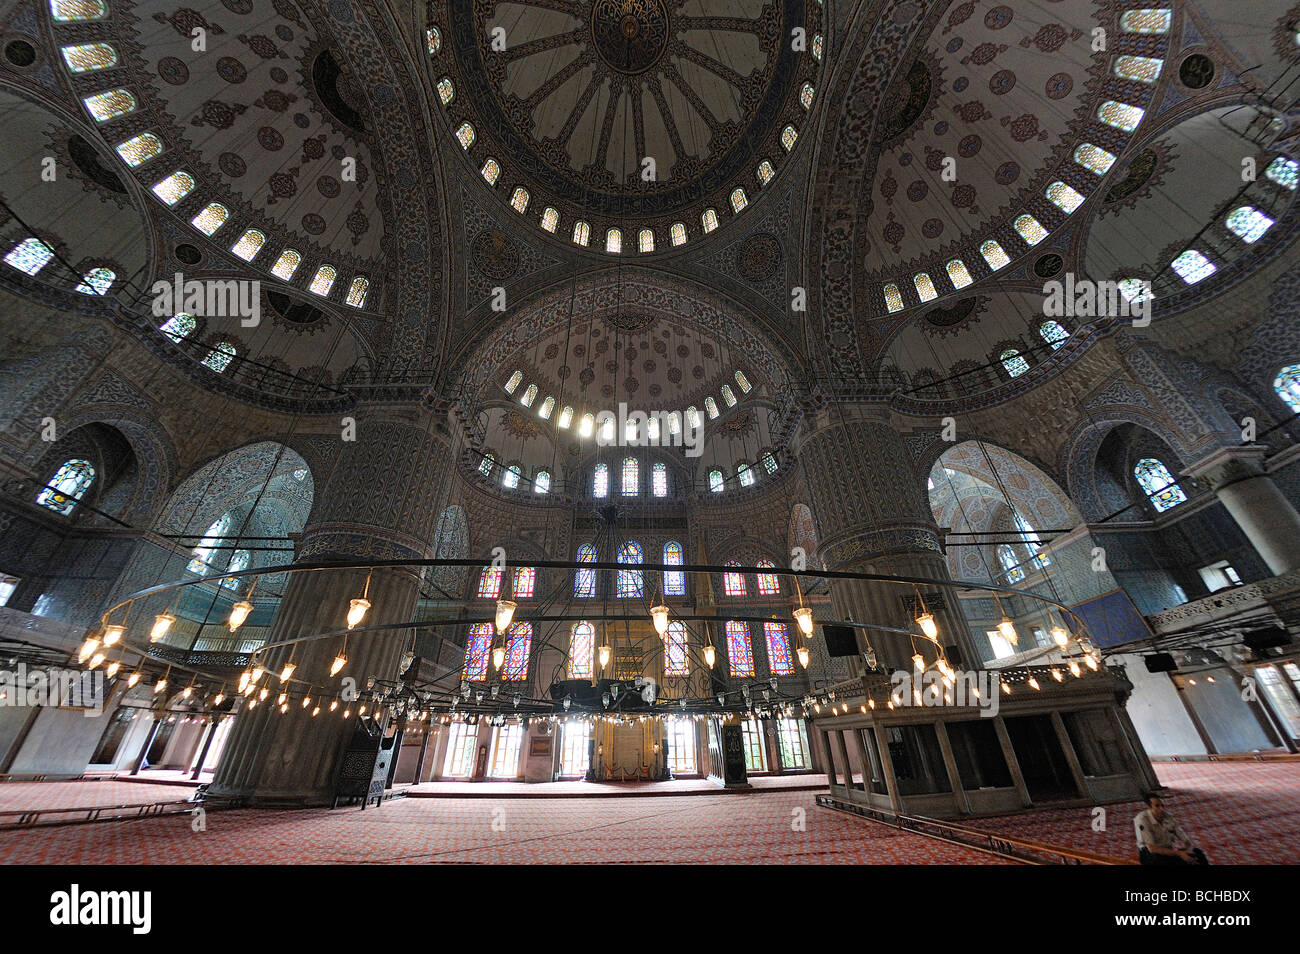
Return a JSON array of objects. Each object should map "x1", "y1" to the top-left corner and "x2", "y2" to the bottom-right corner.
[{"x1": 1134, "y1": 792, "x2": 1208, "y2": 865}]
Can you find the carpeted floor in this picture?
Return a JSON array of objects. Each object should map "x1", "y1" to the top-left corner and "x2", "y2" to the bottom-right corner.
[
  {"x1": 0, "y1": 780, "x2": 195, "y2": 814},
  {"x1": 405, "y1": 774, "x2": 826, "y2": 798}
]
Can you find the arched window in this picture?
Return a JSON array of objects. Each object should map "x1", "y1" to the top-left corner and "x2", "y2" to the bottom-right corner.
[
  {"x1": 1170, "y1": 249, "x2": 1216, "y2": 284},
  {"x1": 512, "y1": 566, "x2": 535, "y2": 599},
  {"x1": 756, "y1": 560, "x2": 780, "y2": 595},
  {"x1": 1013, "y1": 214, "x2": 1047, "y2": 245},
  {"x1": 599, "y1": 416, "x2": 616, "y2": 442},
  {"x1": 1274, "y1": 364, "x2": 1300, "y2": 414},
  {"x1": 725, "y1": 620, "x2": 755, "y2": 677},
  {"x1": 730, "y1": 188, "x2": 748, "y2": 213},
  {"x1": 51, "y1": 1, "x2": 107, "y2": 22},
  {"x1": 800, "y1": 82, "x2": 814, "y2": 109},
  {"x1": 455, "y1": 122, "x2": 475, "y2": 149},
  {"x1": 652, "y1": 461, "x2": 668, "y2": 497},
  {"x1": 464, "y1": 623, "x2": 493, "y2": 680},
  {"x1": 186, "y1": 513, "x2": 230, "y2": 573},
  {"x1": 74, "y1": 266, "x2": 115, "y2": 295},
  {"x1": 504, "y1": 370, "x2": 523, "y2": 394},
  {"x1": 1097, "y1": 100, "x2": 1144, "y2": 132},
  {"x1": 575, "y1": 544, "x2": 597, "y2": 597},
  {"x1": 704, "y1": 397, "x2": 719, "y2": 419},
  {"x1": 1039, "y1": 320, "x2": 1069, "y2": 349},
  {"x1": 737, "y1": 462, "x2": 755, "y2": 486},
  {"x1": 735, "y1": 370, "x2": 752, "y2": 393},
  {"x1": 670, "y1": 222, "x2": 687, "y2": 246},
  {"x1": 997, "y1": 544, "x2": 1024, "y2": 584},
  {"x1": 1265, "y1": 157, "x2": 1298, "y2": 191},
  {"x1": 947, "y1": 259, "x2": 973, "y2": 289},
  {"x1": 1114, "y1": 55, "x2": 1163, "y2": 83},
  {"x1": 1226, "y1": 206, "x2": 1274, "y2": 243},
  {"x1": 159, "y1": 313, "x2": 195, "y2": 341},
  {"x1": 572, "y1": 221, "x2": 590, "y2": 246},
  {"x1": 309, "y1": 265, "x2": 336, "y2": 297},
  {"x1": 781, "y1": 125, "x2": 797, "y2": 151},
  {"x1": 702, "y1": 209, "x2": 719, "y2": 233},
  {"x1": 223, "y1": 548, "x2": 250, "y2": 591},
  {"x1": 61, "y1": 42, "x2": 117, "y2": 72},
  {"x1": 578, "y1": 412, "x2": 595, "y2": 437},
  {"x1": 191, "y1": 202, "x2": 228, "y2": 235},
  {"x1": 1120, "y1": 9, "x2": 1171, "y2": 33},
  {"x1": 1118, "y1": 277, "x2": 1154, "y2": 304},
  {"x1": 202, "y1": 340, "x2": 237, "y2": 373},
  {"x1": 663, "y1": 620, "x2": 689, "y2": 676},
  {"x1": 759, "y1": 451, "x2": 777, "y2": 474},
  {"x1": 638, "y1": 229, "x2": 654, "y2": 253},
  {"x1": 1014, "y1": 512, "x2": 1050, "y2": 569},
  {"x1": 477, "y1": 565, "x2": 503, "y2": 599},
  {"x1": 346, "y1": 276, "x2": 369, "y2": 307},
  {"x1": 478, "y1": 453, "x2": 495, "y2": 477},
  {"x1": 686, "y1": 406, "x2": 701, "y2": 430},
  {"x1": 605, "y1": 228, "x2": 622, "y2": 254},
  {"x1": 502, "y1": 621, "x2": 531, "y2": 680},
  {"x1": 1134, "y1": 458, "x2": 1187, "y2": 512},
  {"x1": 426, "y1": 26, "x2": 442, "y2": 53},
  {"x1": 883, "y1": 283, "x2": 904, "y2": 312},
  {"x1": 1046, "y1": 181, "x2": 1084, "y2": 213},
  {"x1": 723, "y1": 562, "x2": 747, "y2": 597},
  {"x1": 520, "y1": 384, "x2": 537, "y2": 408},
  {"x1": 757, "y1": 160, "x2": 774, "y2": 185},
  {"x1": 568, "y1": 622, "x2": 594, "y2": 679},
  {"x1": 537, "y1": 396, "x2": 554, "y2": 420},
  {"x1": 980, "y1": 240, "x2": 1010, "y2": 270},
  {"x1": 151, "y1": 171, "x2": 194, "y2": 204},
  {"x1": 1000, "y1": 349, "x2": 1029, "y2": 377},
  {"x1": 593, "y1": 462, "x2": 608, "y2": 498},
  {"x1": 271, "y1": 249, "x2": 300, "y2": 280},
  {"x1": 663, "y1": 541, "x2": 685, "y2": 595},
  {"x1": 621, "y1": 457, "x2": 639, "y2": 495},
  {"x1": 914, "y1": 272, "x2": 937, "y2": 301},
  {"x1": 510, "y1": 187, "x2": 529, "y2": 213},
  {"x1": 437, "y1": 77, "x2": 454, "y2": 105},
  {"x1": 765, "y1": 622, "x2": 794, "y2": 675},
  {"x1": 115, "y1": 132, "x2": 163, "y2": 167},
  {"x1": 721, "y1": 385, "x2": 736, "y2": 407},
  {"x1": 84, "y1": 88, "x2": 135, "y2": 122},
  {"x1": 231, "y1": 229, "x2": 265, "y2": 261},
  {"x1": 480, "y1": 158, "x2": 500, "y2": 185},
  {"x1": 541, "y1": 207, "x2": 559, "y2": 232},
  {"x1": 812, "y1": 33, "x2": 823, "y2": 60},
  {"x1": 1074, "y1": 143, "x2": 1117, "y2": 175},
  {"x1": 558, "y1": 406, "x2": 574, "y2": 429},
  {"x1": 708, "y1": 469, "x2": 724, "y2": 493},
  {"x1": 502, "y1": 464, "x2": 521, "y2": 489},
  {"x1": 617, "y1": 541, "x2": 643, "y2": 598},
  {"x1": 36, "y1": 459, "x2": 95, "y2": 515}
]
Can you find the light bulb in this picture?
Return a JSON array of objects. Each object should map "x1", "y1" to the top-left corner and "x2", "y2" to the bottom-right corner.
[
  {"x1": 150, "y1": 613, "x2": 176, "y2": 643},
  {"x1": 915, "y1": 612, "x2": 938, "y2": 640},
  {"x1": 1001, "y1": 681, "x2": 1011, "y2": 695},
  {"x1": 1051, "y1": 626, "x2": 1069, "y2": 648},
  {"x1": 279, "y1": 662, "x2": 297, "y2": 682},
  {"x1": 1085, "y1": 654, "x2": 1099, "y2": 671},
  {"x1": 105, "y1": 661, "x2": 120, "y2": 679},
  {"x1": 277, "y1": 692, "x2": 287, "y2": 706},
  {"x1": 796, "y1": 646, "x2": 810, "y2": 669},
  {"x1": 1028, "y1": 676, "x2": 1040, "y2": 690},
  {"x1": 127, "y1": 672, "x2": 141, "y2": 688},
  {"x1": 650, "y1": 604, "x2": 670, "y2": 636},
  {"x1": 1051, "y1": 668, "x2": 1064, "y2": 682},
  {"x1": 312, "y1": 706, "x2": 320, "y2": 717},
  {"x1": 793, "y1": 606, "x2": 814, "y2": 636},
  {"x1": 494, "y1": 599, "x2": 517, "y2": 634},
  {"x1": 213, "y1": 692, "x2": 225, "y2": 707},
  {"x1": 259, "y1": 686, "x2": 269, "y2": 700},
  {"x1": 88, "y1": 652, "x2": 105, "y2": 670},
  {"x1": 302, "y1": 695, "x2": 311, "y2": 708},
  {"x1": 250, "y1": 666, "x2": 264, "y2": 684},
  {"x1": 102, "y1": 624, "x2": 125, "y2": 647},
  {"x1": 181, "y1": 686, "x2": 193, "y2": 698},
  {"x1": 153, "y1": 678, "x2": 167, "y2": 694},
  {"x1": 598, "y1": 644, "x2": 611, "y2": 668},
  {"x1": 998, "y1": 617, "x2": 1018, "y2": 645},
  {"x1": 330, "y1": 653, "x2": 347, "y2": 677},
  {"x1": 78, "y1": 637, "x2": 100, "y2": 664},
  {"x1": 237, "y1": 671, "x2": 251, "y2": 693},
  {"x1": 228, "y1": 600, "x2": 254, "y2": 632},
  {"x1": 704, "y1": 645, "x2": 716, "y2": 668},
  {"x1": 1068, "y1": 660, "x2": 1081, "y2": 677},
  {"x1": 346, "y1": 597, "x2": 371, "y2": 630},
  {"x1": 912, "y1": 653, "x2": 925, "y2": 672},
  {"x1": 492, "y1": 646, "x2": 506, "y2": 670}
]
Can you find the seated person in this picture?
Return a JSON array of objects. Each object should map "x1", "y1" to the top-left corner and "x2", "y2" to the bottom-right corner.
[{"x1": 1134, "y1": 792, "x2": 1208, "y2": 865}]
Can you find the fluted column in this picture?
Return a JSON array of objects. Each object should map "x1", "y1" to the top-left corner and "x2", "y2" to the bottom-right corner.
[
  {"x1": 209, "y1": 407, "x2": 452, "y2": 804},
  {"x1": 797, "y1": 403, "x2": 976, "y2": 671},
  {"x1": 1184, "y1": 446, "x2": 1300, "y2": 577}
]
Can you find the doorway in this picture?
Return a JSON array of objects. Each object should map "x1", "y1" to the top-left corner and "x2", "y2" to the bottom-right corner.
[{"x1": 1003, "y1": 715, "x2": 1078, "y2": 802}]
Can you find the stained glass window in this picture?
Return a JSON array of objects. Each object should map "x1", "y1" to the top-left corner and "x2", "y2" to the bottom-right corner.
[
  {"x1": 735, "y1": 370, "x2": 752, "y2": 393},
  {"x1": 575, "y1": 544, "x2": 597, "y2": 597},
  {"x1": 513, "y1": 566, "x2": 535, "y2": 599},
  {"x1": 617, "y1": 541, "x2": 643, "y2": 598},
  {"x1": 437, "y1": 77, "x2": 454, "y2": 105},
  {"x1": 50, "y1": 0, "x2": 106, "y2": 21},
  {"x1": 760, "y1": 451, "x2": 777, "y2": 474},
  {"x1": 534, "y1": 470, "x2": 550, "y2": 494},
  {"x1": 578, "y1": 412, "x2": 595, "y2": 437},
  {"x1": 914, "y1": 272, "x2": 938, "y2": 301},
  {"x1": 426, "y1": 26, "x2": 441, "y2": 54},
  {"x1": 1097, "y1": 101, "x2": 1144, "y2": 131},
  {"x1": 568, "y1": 622, "x2": 594, "y2": 679},
  {"x1": 186, "y1": 514, "x2": 230, "y2": 573},
  {"x1": 723, "y1": 562, "x2": 747, "y2": 597},
  {"x1": 61, "y1": 42, "x2": 117, "y2": 73},
  {"x1": 883, "y1": 283, "x2": 904, "y2": 312},
  {"x1": 638, "y1": 228, "x2": 655, "y2": 253},
  {"x1": 1014, "y1": 214, "x2": 1048, "y2": 245},
  {"x1": 721, "y1": 384, "x2": 737, "y2": 407},
  {"x1": 35, "y1": 459, "x2": 95, "y2": 515},
  {"x1": 1134, "y1": 458, "x2": 1187, "y2": 512},
  {"x1": 480, "y1": 158, "x2": 499, "y2": 185},
  {"x1": 231, "y1": 229, "x2": 264, "y2": 261},
  {"x1": 800, "y1": 83, "x2": 814, "y2": 109},
  {"x1": 663, "y1": 541, "x2": 685, "y2": 595},
  {"x1": 345, "y1": 276, "x2": 369, "y2": 307},
  {"x1": 520, "y1": 383, "x2": 537, "y2": 408},
  {"x1": 84, "y1": 89, "x2": 135, "y2": 122},
  {"x1": 1074, "y1": 143, "x2": 1117, "y2": 175},
  {"x1": 309, "y1": 265, "x2": 336, "y2": 296},
  {"x1": 730, "y1": 188, "x2": 748, "y2": 213},
  {"x1": 812, "y1": 33, "x2": 823, "y2": 60},
  {"x1": 191, "y1": 202, "x2": 228, "y2": 235},
  {"x1": 573, "y1": 220, "x2": 590, "y2": 245},
  {"x1": 652, "y1": 462, "x2": 668, "y2": 498},
  {"x1": 757, "y1": 160, "x2": 774, "y2": 185},
  {"x1": 223, "y1": 548, "x2": 250, "y2": 591},
  {"x1": 1118, "y1": 277, "x2": 1154, "y2": 304},
  {"x1": 271, "y1": 249, "x2": 300, "y2": 280},
  {"x1": 765, "y1": 622, "x2": 795, "y2": 675},
  {"x1": 702, "y1": 209, "x2": 719, "y2": 233},
  {"x1": 947, "y1": 259, "x2": 973, "y2": 289},
  {"x1": 1114, "y1": 55, "x2": 1163, "y2": 83},
  {"x1": 537, "y1": 396, "x2": 554, "y2": 420},
  {"x1": 116, "y1": 132, "x2": 163, "y2": 167},
  {"x1": 663, "y1": 620, "x2": 689, "y2": 676},
  {"x1": 504, "y1": 370, "x2": 523, "y2": 393},
  {"x1": 738, "y1": 462, "x2": 754, "y2": 486},
  {"x1": 605, "y1": 228, "x2": 622, "y2": 253},
  {"x1": 620, "y1": 456, "x2": 638, "y2": 495},
  {"x1": 1120, "y1": 9, "x2": 1172, "y2": 34},
  {"x1": 1014, "y1": 512, "x2": 1050, "y2": 569},
  {"x1": 502, "y1": 464, "x2": 521, "y2": 489},
  {"x1": 1226, "y1": 206, "x2": 1274, "y2": 243},
  {"x1": 725, "y1": 621, "x2": 755, "y2": 677},
  {"x1": 464, "y1": 622, "x2": 493, "y2": 680},
  {"x1": 997, "y1": 544, "x2": 1025, "y2": 584},
  {"x1": 455, "y1": 122, "x2": 475, "y2": 149},
  {"x1": 478, "y1": 453, "x2": 494, "y2": 477},
  {"x1": 708, "y1": 469, "x2": 724, "y2": 493},
  {"x1": 592, "y1": 462, "x2": 608, "y2": 498},
  {"x1": 502, "y1": 622, "x2": 532, "y2": 680},
  {"x1": 1170, "y1": 249, "x2": 1216, "y2": 284},
  {"x1": 705, "y1": 397, "x2": 719, "y2": 419},
  {"x1": 1046, "y1": 181, "x2": 1084, "y2": 213},
  {"x1": 202, "y1": 340, "x2": 237, "y2": 373},
  {"x1": 670, "y1": 222, "x2": 687, "y2": 246},
  {"x1": 558, "y1": 406, "x2": 574, "y2": 428},
  {"x1": 540, "y1": 207, "x2": 559, "y2": 232},
  {"x1": 781, "y1": 125, "x2": 797, "y2": 151},
  {"x1": 1265, "y1": 157, "x2": 1299, "y2": 190},
  {"x1": 980, "y1": 240, "x2": 1011, "y2": 269},
  {"x1": 151, "y1": 171, "x2": 194, "y2": 205},
  {"x1": 1039, "y1": 320, "x2": 1070, "y2": 349},
  {"x1": 756, "y1": 560, "x2": 780, "y2": 595},
  {"x1": 510, "y1": 187, "x2": 529, "y2": 213},
  {"x1": 1274, "y1": 364, "x2": 1300, "y2": 414},
  {"x1": 477, "y1": 565, "x2": 503, "y2": 599},
  {"x1": 686, "y1": 406, "x2": 701, "y2": 430},
  {"x1": 74, "y1": 266, "x2": 114, "y2": 295},
  {"x1": 159, "y1": 313, "x2": 195, "y2": 341},
  {"x1": 1000, "y1": 349, "x2": 1029, "y2": 377}
]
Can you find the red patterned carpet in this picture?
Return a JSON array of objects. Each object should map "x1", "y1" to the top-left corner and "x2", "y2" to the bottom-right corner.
[
  {"x1": 965, "y1": 761, "x2": 1300, "y2": 865},
  {"x1": 0, "y1": 780, "x2": 194, "y2": 814}
]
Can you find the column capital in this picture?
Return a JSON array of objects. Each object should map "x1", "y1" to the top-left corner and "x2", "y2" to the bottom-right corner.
[{"x1": 1182, "y1": 445, "x2": 1268, "y2": 491}]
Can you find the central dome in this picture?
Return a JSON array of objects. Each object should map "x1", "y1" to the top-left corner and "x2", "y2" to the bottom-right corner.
[{"x1": 591, "y1": 0, "x2": 670, "y2": 74}]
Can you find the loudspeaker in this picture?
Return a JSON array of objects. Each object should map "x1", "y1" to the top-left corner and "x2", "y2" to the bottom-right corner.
[
  {"x1": 1243, "y1": 627, "x2": 1291, "y2": 652},
  {"x1": 822, "y1": 624, "x2": 859, "y2": 657},
  {"x1": 1144, "y1": 652, "x2": 1177, "y2": 673}
]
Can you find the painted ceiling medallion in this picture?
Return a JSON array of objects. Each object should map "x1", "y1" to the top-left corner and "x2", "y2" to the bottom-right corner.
[{"x1": 591, "y1": 0, "x2": 669, "y2": 74}]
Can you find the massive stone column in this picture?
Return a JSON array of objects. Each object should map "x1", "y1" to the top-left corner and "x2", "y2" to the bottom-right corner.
[
  {"x1": 1184, "y1": 446, "x2": 1300, "y2": 577},
  {"x1": 209, "y1": 406, "x2": 452, "y2": 804},
  {"x1": 796, "y1": 403, "x2": 977, "y2": 671}
]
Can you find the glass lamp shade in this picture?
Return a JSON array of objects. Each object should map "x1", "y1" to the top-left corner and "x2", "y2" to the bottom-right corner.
[
  {"x1": 796, "y1": 646, "x2": 810, "y2": 669},
  {"x1": 102, "y1": 624, "x2": 125, "y2": 647},
  {"x1": 330, "y1": 653, "x2": 348, "y2": 677},
  {"x1": 915, "y1": 613, "x2": 938, "y2": 640},
  {"x1": 494, "y1": 599, "x2": 517, "y2": 634},
  {"x1": 228, "y1": 600, "x2": 254, "y2": 632},
  {"x1": 78, "y1": 637, "x2": 101, "y2": 664},
  {"x1": 88, "y1": 652, "x2": 105, "y2": 670},
  {"x1": 598, "y1": 644, "x2": 611, "y2": 668},
  {"x1": 104, "y1": 661, "x2": 120, "y2": 679},
  {"x1": 153, "y1": 678, "x2": 168, "y2": 695},
  {"x1": 492, "y1": 645, "x2": 506, "y2": 671},
  {"x1": 912, "y1": 653, "x2": 925, "y2": 672},
  {"x1": 650, "y1": 604, "x2": 670, "y2": 636},
  {"x1": 1050, "y1": 625, "x2": 1069, "y2": 648},
  {"x1": 793, "y1": 606, "x2": 814, "y2": 636},
  {"x1": 150, "y1": 613, "x2": 176, "y2": 643},
  {"x1": 346, "y1": 597, "x2": 371, "y2": 631},
  {"x1": 704, "y1": 645, "x2": 716, "y2": 668},
  {"x1": 998, "y1": 617, "x2": 1018, "y2": 644},
  {"x1": 279, "y1": 662, "x2": 297, "y2": 682},
  {"x1": 127, "y1": 672, "x2": 142, "y2": 688}
]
